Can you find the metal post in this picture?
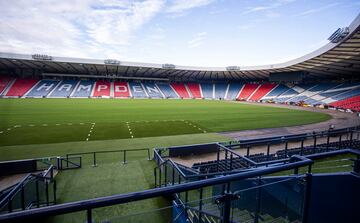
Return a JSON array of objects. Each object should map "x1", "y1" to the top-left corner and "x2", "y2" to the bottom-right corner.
[
  {"x1": 217, "y1": 147, "x2": 220, "y2": 173},
  {"x1": 254, "y1": 177, "x2": 262, "y2": 223},
  {"x1": 313, "y1": 136, "x2": 317, "y2": 153},
  {"x1": 36, "y1": 180, "x2": 40, "y2": 208},
  {"x1": 326, "y1": 134, "x2": 330, "y2": 152},
  {"x1": 230, "y1": 154, "x2": 233, "y2": 171},
  {"x1": 154, "y1": 169, "x2": 157, "y2": 187},
  {"x1": 302, "y1": 174, "x2": 313, "y2": 223},
  {"x1": 87, "y1": 209, "x2": 92, "y2": 223},
  {"x1": 350, "y1": 131, "x2": 353, "y2": 147},
  {"x1": 199, "y1": 188, "x2": 203, "y2": 223},
  {"x1": 66, "y1": 154, "x2": 69, "y2": 168},
  {"x1": 172, "y1": 167, "x2": 175, "y2": 185},
  {"x1": 53, "y1": 181, "x2": 57, "y2": 204},
  {"x1": 21, "y1": 186, "x2": 25, "y2": 210},
  {"x1": 246, "y1": 146, "x2": 250, "y2": 157},
  {"x1": 284, "y1": 142, "x2": 288, "y2": 158},
  {"x1": 300, "y1": 140, "x2": 304, "y2": 156},
  {"x1": 123, "y1": 151, "x2": 127, "y2": 165},
  {"x1": 164, "y1": 165, "x2": 167, "y2": 186},
  {"x1": 223, "y1": 195, "x2": 232, "y2": 223},
  {"x1": 46, "y1": 182, "x2": 49, "y2": 206},
  {"x1": 339, "y1": 135, "x2": 342, "y2": 149},
  {"x1": 92, "y1": 152, "x2": 97, "y2": 167},
  {"x1": 147, "y1": 149, "x2": 151, "y2": 161},
  {"x1": 266, "y1": 144, "x2": 270, "y2": 161}
]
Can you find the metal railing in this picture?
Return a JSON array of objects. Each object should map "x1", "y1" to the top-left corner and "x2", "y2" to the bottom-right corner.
[
  {"x1": 66, "y1": 148, "x2": 151, "y2": 167},
  {"x1": 0, "y1": 154, "x2": 314, "y2": 223}
]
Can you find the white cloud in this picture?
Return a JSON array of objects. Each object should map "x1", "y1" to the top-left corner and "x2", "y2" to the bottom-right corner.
[
  {"x1": 242, "y1": 0, "x2": 295, "y2": 15},
  {"x1": 166, "y1": 0, "x2": 216, "y2": 13},
  {"x1": 296, "y1": 3, "x2": 339, "y2": 17},
  {"x1": 188, "y1": 32, "x2": 207, "y2": 48},
  {"x1": 0, "y1": 0, "x2": 165, "y2": 59}
]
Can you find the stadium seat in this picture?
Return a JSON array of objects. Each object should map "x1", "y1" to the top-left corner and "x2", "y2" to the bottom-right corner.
[
  {"x1": 261, "y1": 84, "x2": 290, "y2": 100},
  {"x1": 48, "y1": 80, "x2": 78, "y2": 98},
  {"x1": 72, "y1": 80, "x2": 95, "y2": 97},
  {"x1": 5, "y1": 78, "x2": 39, "y2": 97},
  {"x1": 226, "y1": 83, "x2": 243, "y2": 100},
  {"x1": 156, "y1": 83, "x2": 179, "y2": 98},
  {"x1": 200, "y1": 83, "x2": 213, "y2": 99},
  {"x1": 129, "y1": 82, "x2": 148, "y2": 98},
  {"x1": 143, "y1": 83, "x2": 164, "y2": 98},
  {"x1": 93, "y1": 80, "x2": 111, "y2": 97},
  {"x1": 248, "y1": 83, "x2": 276, "y2": 101},
  {"x1": 237, "y1": 83, "x2": 260, "y2": 100},
  {"x1": 170, "y1": 83, "x2": 190, "y2": 98},
  {"x1": 186, "y1": 83, "x2": 202, "y2": 98},
  {"x1": 114, "y1": 81, "x2": 131, "y2": 98},
  {"x1": 0, "y1": 76, "x2": 14, "y2": 95},
  {"x1": 214, "y1": 83, "x2": 228, "y2": 99}
]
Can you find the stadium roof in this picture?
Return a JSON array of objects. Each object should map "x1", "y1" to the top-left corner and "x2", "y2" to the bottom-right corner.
[{"x1": 0, "y1": 14, "x2": 359, "y2": 81}]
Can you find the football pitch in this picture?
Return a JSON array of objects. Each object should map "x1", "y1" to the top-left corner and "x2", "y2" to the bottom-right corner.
[{"x1": 0, "y1": 98, "x2": 330, "y2": 147}]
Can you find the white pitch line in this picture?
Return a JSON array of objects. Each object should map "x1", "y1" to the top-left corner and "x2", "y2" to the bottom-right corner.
[{"x1": 85, "y1": 123, "x2": 96, "y2": 141}]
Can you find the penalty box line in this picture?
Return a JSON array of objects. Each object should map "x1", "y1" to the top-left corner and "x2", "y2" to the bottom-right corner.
[{"x1": 86, "y1": 123, "x2": 96, "y2": 141}]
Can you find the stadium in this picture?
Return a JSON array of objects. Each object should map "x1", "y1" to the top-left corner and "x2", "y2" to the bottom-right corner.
[{"x1": 0, "y1": 2, "x2": 360, "y2": 223}]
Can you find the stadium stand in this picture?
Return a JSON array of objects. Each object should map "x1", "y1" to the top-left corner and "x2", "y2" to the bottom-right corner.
[
  {"x1": 113, "y1": 81, "x2": 131, "y2": 98},
  {"x1": 214, "y1": 83, "x2": 228, "y2": 99},
  {"x1": 249, "y1": 83, "x2": 276, "y2": 101},
  {"x1": 226, "y1": 83, "x2": 243, "y2": 100},
  {"x1": 186, "y1": 83, "x2": 202, "y2": 98},
  {"x1": 72, "y1": 80, "x2": 95, "y2": 98},
  {"x1": 48, "y1": 80, "x2": 78, "y2": 98},
  {"x1": 93, "y1": 80, "x2": 111, "y2": 97},
  {"x1": 261, "y1": 84, "x2": 290, "y2": 100},
  {"x1": 143, "y1": 82, "x2": 164, "y2": 98},
  {"x1": 200, "y1": 83, "x2": 214, "y2": 99},
  {"x1": 156, "y1": 83, "x2": 179, "y2": 98},
  {"x1": 170, "y1": 83, "x2": 190, "y2": 98},
  {"x1": 5, "y1": 78, "x2": 38, "y2": 97},
  {"x1": 0, "y1": 76, "x2": 13, "y2": 95},
  {"x1": 237, "y1": 83, "x2": 260, "y2": 100},
  {"x1": 129, "y1": 82, "x2": 148, "y2": 98}
]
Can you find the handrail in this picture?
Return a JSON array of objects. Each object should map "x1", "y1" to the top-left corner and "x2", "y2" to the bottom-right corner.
[
  {"x1": 0, "y1": 157, "x2": 313, "y2": 222},
  {"x1": 0, "y1": 165, "x2": 56, "y2": 209}
]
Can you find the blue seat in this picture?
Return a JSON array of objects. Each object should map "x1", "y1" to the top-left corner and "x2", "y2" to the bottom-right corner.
[
  {"x1": 156, "y1": 83, "x2": 179, "y2": 98},
  {"x1": 72, "y1": 80, "x2": 95, "y2": 97},
  {"x1": 48, "y1": 80, "x2": 78, "y2": 98},
  {"x1": 143, "y1": 83, "x2": 163, "y2": 98},
  {"x1": 26, "y1": 79, "x2": 60, "y2": 97},
  {"x1": 200, "y1": 83, "x2": 213, "y2": 99},
  {"x1": 226, "y1": 83, "x2": 243, "y2": 100},
  {"x1": 214, "y1": 83, "x2": 228, "y2": 99},
  {"x1": 129, "y1": 82, "x2": 147, "y2": 98}
]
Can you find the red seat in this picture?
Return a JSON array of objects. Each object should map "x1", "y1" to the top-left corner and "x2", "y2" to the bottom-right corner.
[
  {"x1": 187, "y1": 83, "x2": 202, "y2": 98},
  {"x1": 237, "y1": 84, "x2": 260, "y2": 100},
  {"x1": 6, "y1": 78, "x2": 38, "y2": 97},
  {"x1": 114, "y1": 81, "x2": 130, "y2": 98},
  {"x1": 93, "y1": 81, "x2": 111, "y2": 97},
  {"x1": 171, "y1": 83, "x2": 190, "y2": 98},
  {"x1": 249, "y1": 83, "x2": 276, "y2": 101}
]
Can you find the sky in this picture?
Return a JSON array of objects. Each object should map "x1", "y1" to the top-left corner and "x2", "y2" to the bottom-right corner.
[{"x1": 0, "y1": 0, "x2": 359, "y2": 67}]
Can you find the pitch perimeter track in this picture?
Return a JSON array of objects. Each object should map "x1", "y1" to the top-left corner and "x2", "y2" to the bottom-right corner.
[{"x1": 219, "y1": 101, "x2": 360, "y2": 141}]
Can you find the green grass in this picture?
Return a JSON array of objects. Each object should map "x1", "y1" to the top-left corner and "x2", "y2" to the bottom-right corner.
[{"x1": 0, "y1": 98, "x2": 330, "y2": 146}]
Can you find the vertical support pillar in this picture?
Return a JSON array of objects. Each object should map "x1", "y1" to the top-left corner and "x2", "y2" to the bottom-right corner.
[
  {"x1": 246, "y1": 146, "x2": 250, "y2": 157},
  {"x1": 266, "y1": 144, "x2": 270, "y2": 161},
  {"x1": 300, "y1": 140, "x2": 304, "y2": 156},
  {"x1": 123, "y1": 150, "x2": 127, "y2": 165},
  {"x1": 284, "y1": 141, "x2": 288, "y2": 158},
  {"x1": 87, "y1": 209, "x2": 92, "y2": 223}
]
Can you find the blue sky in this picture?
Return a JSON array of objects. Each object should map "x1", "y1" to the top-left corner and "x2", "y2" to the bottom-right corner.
[{"x1": 0, "y1": 0, "x2": 359, "y2": 67}]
